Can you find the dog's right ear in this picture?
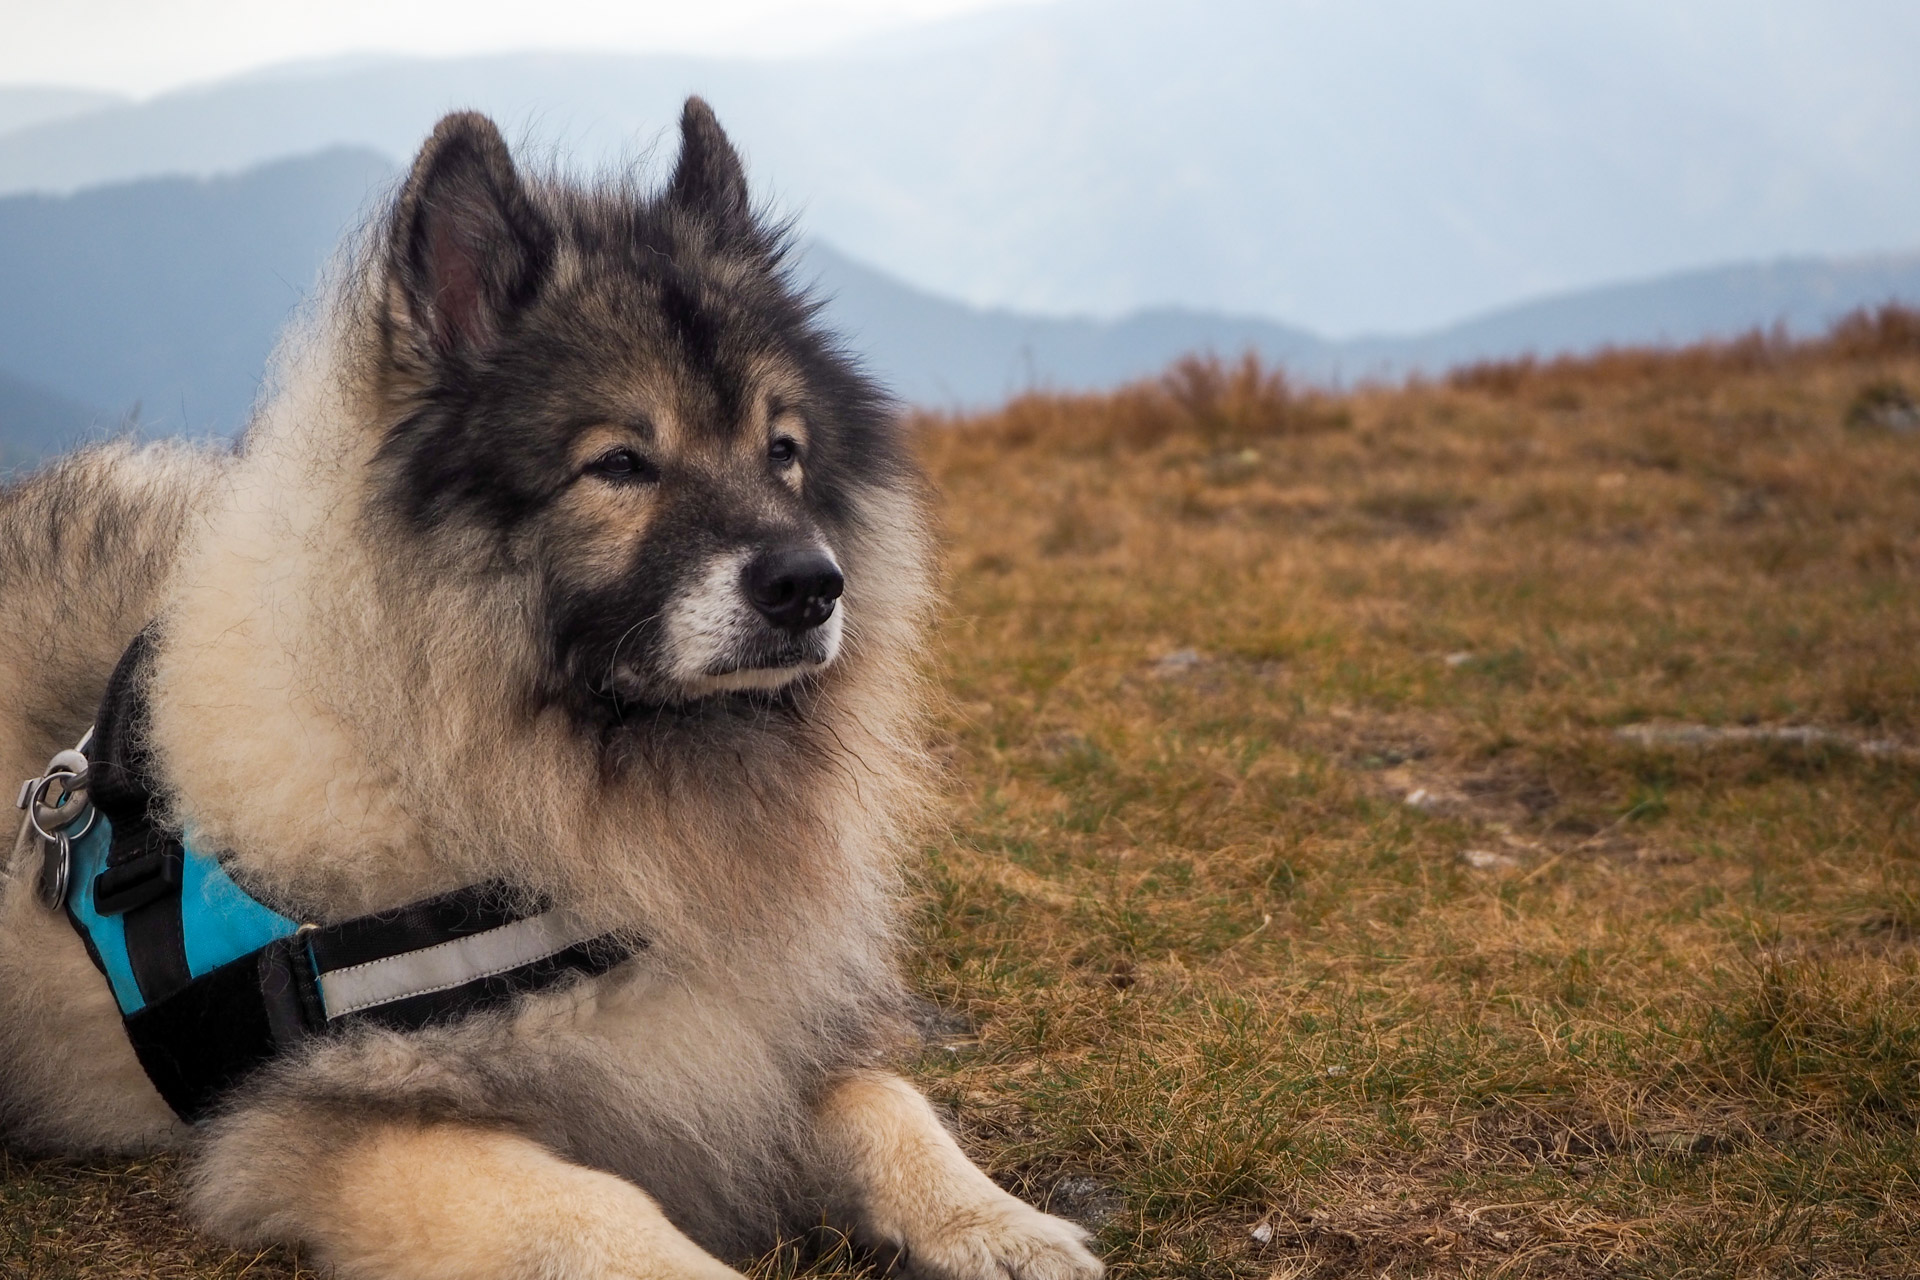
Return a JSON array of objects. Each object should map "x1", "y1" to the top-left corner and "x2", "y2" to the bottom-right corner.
[{"x1": 385, "y1": 112, "x2": 555, "y2": 374}]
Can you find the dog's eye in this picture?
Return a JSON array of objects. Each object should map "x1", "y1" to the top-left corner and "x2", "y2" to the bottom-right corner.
[
  {"x1": 768, "y1": 436, "x2": 800, "y2": 468},
  {"x1": 587, "y1": 448, "x2": 658, "y2": 483}
]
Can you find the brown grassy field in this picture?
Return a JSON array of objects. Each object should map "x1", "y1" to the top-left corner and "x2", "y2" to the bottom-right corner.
[{"x1": 7, "y1": 311, "x2": 1920, "y2": 1278}]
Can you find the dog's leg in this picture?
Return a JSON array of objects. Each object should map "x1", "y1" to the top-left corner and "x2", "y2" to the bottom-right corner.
[
  {"x1": 816, "y1": 1071, "x2": 1104, "y2": 1280},
  {"x1": 191, "y1": 1111, "x2": 745, "y2": 1280}
]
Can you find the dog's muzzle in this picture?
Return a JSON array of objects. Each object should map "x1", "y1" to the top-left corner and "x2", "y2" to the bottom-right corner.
[{"x1": 656, "y1": 545, "x2": 847, "y2": 697}]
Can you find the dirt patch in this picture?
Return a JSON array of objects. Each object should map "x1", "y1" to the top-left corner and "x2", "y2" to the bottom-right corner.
[
  {"x1": 1247, "y1": 1193, "x2": 1598, "y2": 1276},
  {"x1": 1380, "y1": 761, "x2": 1560, "y2": 827}
]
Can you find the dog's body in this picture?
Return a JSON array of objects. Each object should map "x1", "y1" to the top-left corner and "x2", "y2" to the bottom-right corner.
[{"x1": 0, "y1": 104, "x2": 1102, "y2": 1280}]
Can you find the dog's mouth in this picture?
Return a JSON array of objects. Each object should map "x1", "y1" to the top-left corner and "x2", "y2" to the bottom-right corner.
[
  {"x1": 602, "y1": 661, "x2": 824, "y2": 712},
  {"x1": 604, "y1": 607, "x2": 844, "y2": 707},
  {"x1": 704, "y1": 648, "x2": 820, "y2": 681},
  {"x1": 687, "y1": 640, "x2": 834, "y2": 694}
]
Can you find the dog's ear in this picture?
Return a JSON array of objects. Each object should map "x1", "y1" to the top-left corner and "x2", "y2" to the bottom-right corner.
[
  {"x1": 387, "y1": 112, "x2": 555, "y2": 367},
  {"x1": 667, "y1": 97, "x2": 753, "y2": 242}
]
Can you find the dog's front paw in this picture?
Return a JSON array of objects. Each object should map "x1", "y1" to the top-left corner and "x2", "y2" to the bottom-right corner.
[{"x1": 894, "y1": 1193, "x2": 1103, "y2": 1280}]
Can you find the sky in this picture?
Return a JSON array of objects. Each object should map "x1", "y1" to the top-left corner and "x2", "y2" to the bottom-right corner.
[
  {"x1": 0, "y1": 0, "x2": 1043, "y2": 97},
  {"x1": 0, "y1": 0, "x2": 1913, "y2": 336}
]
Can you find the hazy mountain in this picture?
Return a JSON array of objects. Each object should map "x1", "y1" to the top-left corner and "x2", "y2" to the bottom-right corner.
[
  {"x1": 1335, "y1": 253, "x2": 1920, "y2": 379},
  {"x1": 0, "y1": 148, "x2": 394, "y2": 433},
  {"x1": 806, "y1": 243, "x2": 1920, "y2": 402},
  {"x1": 0, "y1": 0, "x2": 1916, "y2": 336},
  {"x1": 1, "y1": 151, "x2": 1917, "y2": 451},
  {"x1": 0, "y1": 85, "x2": 122, "y2": 137},
  {"x1": 0, "y1": 371, "x2": 102, "y2": 466},
  {"x1": 800, "y1": 242, "x2": 1330, "y2": 406}
]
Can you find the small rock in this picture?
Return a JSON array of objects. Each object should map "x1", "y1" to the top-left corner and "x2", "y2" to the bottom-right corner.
[
  {"x1": 1250, "y1": 1221, "x2": 1274, "y2": 1245},
  {"x1": 1037, "y1": 731, "x2": 1093, "y2": 759},
  {"x1": 904, "y1": 996, "x2": 975, "y2": 1047},
  {"x1": 1151, "y1": 648, "x2": 1205, "y2": 677},
  {"x1": 1405, "y1": 787, "x2": 1441, "y2": 811},
  {"x1": 1047, "y1": 1176, "x2": 1124, "y2": 1227},
  {"x1": 1322, "y1": 1064, "x2": 1347, "y2": 1077},
  {"x1": 1461, "y1": 848, "x2": 1520, "y2": 870},
  {"x1": 1724, "y1": 490, "x2": 1770, "y2": 522},
  {"x1": 1646, "y1": 1129, "x2": 1725, "y2": 1156},
  {"x1": 1443, "y1": 651, "x2": 1475, "y2": 668},
  {"x1": 1878, "y1": 402, "x2": 1920, "y2": 432},
  {"x1": 1847, "y1": 381, "x2": 1920, "y2": 433}
]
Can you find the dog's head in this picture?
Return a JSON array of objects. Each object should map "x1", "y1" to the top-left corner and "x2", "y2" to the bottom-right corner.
[{"x1": 366, "y1": 103, "x2": 913, "y2": 724}]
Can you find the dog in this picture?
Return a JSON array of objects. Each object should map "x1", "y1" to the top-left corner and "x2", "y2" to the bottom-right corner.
[{"x1": 0, "y1": 101, "x2": 1103, "y2": 1280}]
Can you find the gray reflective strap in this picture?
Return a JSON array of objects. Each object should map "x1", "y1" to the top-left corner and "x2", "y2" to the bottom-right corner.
[{"x1": 315, "y1": 910, "x2": 603, "y2": 1019}]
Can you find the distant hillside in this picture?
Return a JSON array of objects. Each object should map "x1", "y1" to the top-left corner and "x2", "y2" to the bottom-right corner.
[
  {"x1": 0, "y1": 370, "x2": 101, "y2": 467},
  {"x1": 799, "y1": 243, "x2": 1329, "y2": 407},
  {"x1": 1, "y1": 150, "x2": 1919, "y2": 456},
  {"x1": 805, "y1": 242, "x2": 1920, "y2": 403},
  {"x1": 0, "y1": 147, "x2": 392, "y2": 433},
  {"x1": 0, "y1": 85, "x2": 121, "y2": 137},
  {"x1": 1337, "y1": 254, "x2": 1920, "y2": 380}
]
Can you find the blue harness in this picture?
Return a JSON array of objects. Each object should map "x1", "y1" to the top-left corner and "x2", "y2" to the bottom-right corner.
[
  {"x1": 64, "y1": 816, "x2": 296, "y2": 1018},
  {"x1": 18, "y1": 631, "x2": 638, "y2": 1122}
]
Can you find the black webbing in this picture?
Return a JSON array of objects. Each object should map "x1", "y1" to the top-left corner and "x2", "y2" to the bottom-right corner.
[
  {"x1": 122, "y1": 944, "x2": 288, "y2": 1120},
  {"x1": 86, "y1": 627, "x2": 159, "y2": 831},
  {"x1": 87, "y1": 631, "x2": 194, "y2": 1006},
  {"x1": 120, "y1": 885, "x2": 190, "y2": 1005},
  {"x1": 304, "y1": 883, "x2": 527, "y2": 972}
]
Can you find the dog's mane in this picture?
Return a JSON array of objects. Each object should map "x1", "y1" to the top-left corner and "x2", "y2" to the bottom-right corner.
[{"x1": 139, "y1": 165, "x2": 939, "y2": 1010}]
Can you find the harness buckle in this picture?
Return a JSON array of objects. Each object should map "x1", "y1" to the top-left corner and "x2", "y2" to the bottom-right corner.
[{"x1": 92, "y1": 841, "x2": 184, "y2": 916}]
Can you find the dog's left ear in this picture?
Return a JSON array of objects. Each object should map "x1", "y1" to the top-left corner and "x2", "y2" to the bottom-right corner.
[
  {"x1": 667, "y1": 97, "x2": 755, "y2": 245},
  {"x1": 386, "y1": 111, "x2": 555, "y2": 369}
]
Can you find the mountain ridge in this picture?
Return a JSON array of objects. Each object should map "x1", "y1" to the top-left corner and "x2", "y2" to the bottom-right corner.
[
  {"x1": 0, "y1": 370, "x2": 104, "y2": 466},
  {"x1": 804, "y1": 240, "x2": 1920, "y2": 405},
  {"x1": 1, "y1": 150, "x2": 1917, "y2": 456}
]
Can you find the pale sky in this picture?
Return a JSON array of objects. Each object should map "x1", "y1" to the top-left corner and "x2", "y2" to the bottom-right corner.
[{"x1": 0, "y1": 0, "x2": 1045, "y2": 97}]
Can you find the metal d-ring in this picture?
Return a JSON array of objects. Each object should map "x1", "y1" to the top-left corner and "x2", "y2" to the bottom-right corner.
[
  {"x1": 25, "y1": 770, "x2": 95, "y2": 845},
  {"x1": 18, "y1": 735, "x2": 97, "y2": 912},
  {"x1": 23, "y1": 770, "x2": 91, "y2": 912}
]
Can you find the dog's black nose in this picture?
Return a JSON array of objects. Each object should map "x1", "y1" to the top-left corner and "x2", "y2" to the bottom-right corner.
[{"x1": 744, "y1": 547, "x2": 844, "y2": 632}]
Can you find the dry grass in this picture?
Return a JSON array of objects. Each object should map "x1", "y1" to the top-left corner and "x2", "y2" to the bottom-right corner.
[
  {"x1": 8, "y1": 311, "x2": 1920, "y2": 1276},
  {"x1": 0, "y1": 1151, "x2": 314, "y2": 1277}
]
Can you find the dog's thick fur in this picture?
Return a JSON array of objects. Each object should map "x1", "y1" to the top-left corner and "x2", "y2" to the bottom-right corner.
[{"x1": 0, "y1": 104, "x2": 1102, "y2": 1280}]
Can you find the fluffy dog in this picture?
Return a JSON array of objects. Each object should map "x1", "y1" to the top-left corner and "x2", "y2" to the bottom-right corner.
[{"x1": 0, "y1": 101, "x2": 1102, "y2": 1280}]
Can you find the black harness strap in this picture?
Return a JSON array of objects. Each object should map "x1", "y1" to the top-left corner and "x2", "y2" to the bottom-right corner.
[
  {"x1": 305, "y1": 886, "x2": 527, "y2": 971},
  {"x1": 90, "y1": 632, "x2": 194, "y2": 1007},
  {"x1": 73, "y1": 630, "x2": 641, "y2": 1122},
  {"x1": 122, "y1": 944, "x2": 292, "y2": 1119},
  {"x1": 120, "y1": 883, "x2": 190, "y2": 1006}
]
